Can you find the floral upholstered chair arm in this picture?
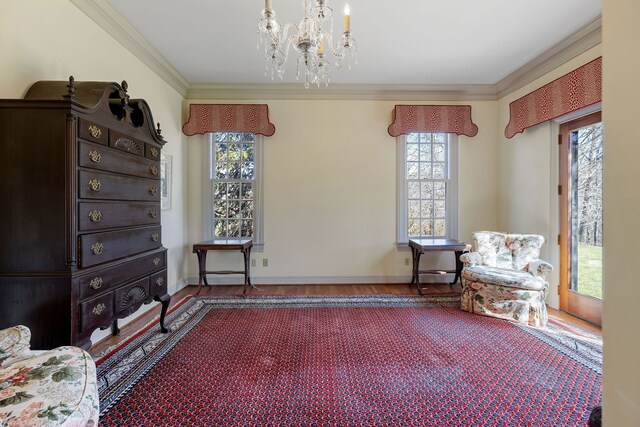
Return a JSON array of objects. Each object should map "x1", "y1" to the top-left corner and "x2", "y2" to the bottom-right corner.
[
  {"x1": 526, "y1": 259, "x2": 554, "y2": 279},
  {"x1": 460, "y1": 252, "x2": 482, "y2": 267},
  {"x1": 0, "y1": 325, "x2": 31, "y2": 367}
]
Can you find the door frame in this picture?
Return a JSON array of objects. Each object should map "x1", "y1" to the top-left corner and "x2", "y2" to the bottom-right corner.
[{"x1": 558, "y1": 111, "x2": 603, "y2": 326}]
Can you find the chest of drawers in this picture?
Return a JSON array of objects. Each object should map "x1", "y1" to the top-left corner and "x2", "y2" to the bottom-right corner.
[{"x1": 0, "y1": 77, "x2": 170, "y2": 349}]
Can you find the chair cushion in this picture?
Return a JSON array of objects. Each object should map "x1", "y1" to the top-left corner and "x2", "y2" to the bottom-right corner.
[
  {"x1": 462, "y1": 265, "x2": 547, "y2": 291},
  {"x1": 472, "y1": 231, "x2": 545, "y2": 270},
  {"x1": 0, "y1": 346, "x2": 99, "y2": 426},
  {"x1": 0, "y1": 326, "x2": 31, "y2": 368}
]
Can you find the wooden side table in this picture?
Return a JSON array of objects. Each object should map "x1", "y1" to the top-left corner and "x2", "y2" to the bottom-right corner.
[
  {"x1": 409, "y1": 238, "x2": 471, "y2": 295},
  {"x1": 192, "y1": 239, "x2": 254, "y2": 296}
]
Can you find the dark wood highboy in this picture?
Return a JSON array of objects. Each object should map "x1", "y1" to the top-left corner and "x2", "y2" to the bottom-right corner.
[{"x1": 0, "y1": 77, "x2": 170, "y2": 349}]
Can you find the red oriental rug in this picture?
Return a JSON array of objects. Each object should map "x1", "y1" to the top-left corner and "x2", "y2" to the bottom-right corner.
[{"x1": 96, "y1": 295, "x2": 602, "y2": 426}]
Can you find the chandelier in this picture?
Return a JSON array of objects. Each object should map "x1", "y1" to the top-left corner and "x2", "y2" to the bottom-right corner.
[{"x1": 257, "y1": 0, "x2": 357, "y2": 88}]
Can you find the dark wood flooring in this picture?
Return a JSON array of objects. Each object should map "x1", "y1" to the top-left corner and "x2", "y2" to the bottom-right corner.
[{"x1": 88, "y1": 283, "x2": 602, "y2": 358}]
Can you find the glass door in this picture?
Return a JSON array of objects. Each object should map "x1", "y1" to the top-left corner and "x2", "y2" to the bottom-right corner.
[{"x1": 559, "y1": 112, "x2": 603, "y2": 325}]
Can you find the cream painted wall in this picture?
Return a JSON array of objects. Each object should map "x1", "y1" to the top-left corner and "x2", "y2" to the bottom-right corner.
[
  {"x1": 602, "y1": 0, "x2": 640, "y2": 423},
  {"x1": 186, "y1": 99, "x2": 499, "y2": 283},
  {"x1": 0, "y1": 0, "x2": 188, "y2": 343},
  {"x1": 496, "y1": 45, "x2": 602, "y2": 308}
]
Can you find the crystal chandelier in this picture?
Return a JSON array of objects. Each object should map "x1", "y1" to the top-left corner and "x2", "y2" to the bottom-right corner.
[{"x1": 257, "y1": 0, "x2": 357, "y2": 88}]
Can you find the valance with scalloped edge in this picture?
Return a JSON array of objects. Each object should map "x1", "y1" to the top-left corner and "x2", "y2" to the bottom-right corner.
[
  {"x1": 505, "y1": 57, "x2": 602, "y2": 139},
  {"x1": 387, "y1": 105, "x2": 478, "y2": 137},
  {"x1": 182, "y1": 104, "x2": 276, "y2": 137}
]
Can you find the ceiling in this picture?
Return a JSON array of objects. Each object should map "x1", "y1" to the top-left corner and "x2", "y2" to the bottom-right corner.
[{"x1": 107, "y1": 0, "x2": 601, "y2": 87}]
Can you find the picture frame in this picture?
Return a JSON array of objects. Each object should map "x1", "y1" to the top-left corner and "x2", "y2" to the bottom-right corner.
[{"x1": 160, "y1": 153, "x2": 172, "y2": 210}]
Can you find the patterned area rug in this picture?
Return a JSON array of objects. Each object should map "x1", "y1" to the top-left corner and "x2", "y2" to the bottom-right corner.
[{"x1": 96, "y1": 295, "x2": 601, "y2": 426}]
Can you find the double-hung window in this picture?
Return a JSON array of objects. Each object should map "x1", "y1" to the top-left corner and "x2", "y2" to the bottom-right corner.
[
  {"x1": 203, "y1": 132, "x2": 263, "y2": 248},
  {"x1": 397, "y1": 132, "x2": 458, "y2": 243}
]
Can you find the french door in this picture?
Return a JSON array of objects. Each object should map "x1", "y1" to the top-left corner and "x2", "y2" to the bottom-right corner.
[{"x1": 559, "y1": 112, "x2": 603, "y2": 325}]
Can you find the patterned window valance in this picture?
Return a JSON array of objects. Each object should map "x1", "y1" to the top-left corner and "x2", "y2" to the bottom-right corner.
[
  {"x1": 387, "y1": 105, "x2": 478, "y2": 137},
  {"x1": 182, "y1": 104, "x2": 276, "y2": 137},
  {"x1": 505, "y1": 57, "x2": 602, "y2": 139}
]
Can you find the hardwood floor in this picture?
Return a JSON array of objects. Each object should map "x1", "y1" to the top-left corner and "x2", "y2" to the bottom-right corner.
[{"x1": 88, "y1": 283, "x2": 602, "y2": 358}]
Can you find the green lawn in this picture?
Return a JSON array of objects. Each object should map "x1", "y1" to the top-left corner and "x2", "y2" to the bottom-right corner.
[{"x1": 577, "y1": 243, "x2": 602, "y2": 299}]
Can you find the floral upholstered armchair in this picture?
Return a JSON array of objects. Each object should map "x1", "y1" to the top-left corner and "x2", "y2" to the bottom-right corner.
[
  {"x1": 460, "y1": 231, "x2": 553, "y2": 327},
  {"x1": 0, "y1": 325, "x2": 99, "y2": 426}
]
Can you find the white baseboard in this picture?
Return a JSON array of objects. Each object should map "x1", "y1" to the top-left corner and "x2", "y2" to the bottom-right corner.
[{"x1": 184, "y1": 274, "x2": 457, "y2": 286}]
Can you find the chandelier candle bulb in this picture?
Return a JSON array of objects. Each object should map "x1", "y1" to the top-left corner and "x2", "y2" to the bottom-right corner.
[
  {"x1": 265, "y1": 0, "x2": 271, "y2": 11},
  {"x1": 344, "y1": 4, "x2": 350, "y2": 32},
  {"x1": 318, "y1": 40, "x2": 324, "y2": 55}
]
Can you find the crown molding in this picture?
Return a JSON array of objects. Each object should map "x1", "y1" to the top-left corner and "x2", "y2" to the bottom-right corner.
[
  {"x1": 495, "y1": 16, "x2": 602, "y2": 99},
  {"x1": 69, "y1": 0, "x2": 190, "y2": 97},
  {"x1": 71, "y1": 0, "x2": 600, "y2": 102},
  {"x1": 187, "y1": 83, "x2": 498, "y2": 101}
]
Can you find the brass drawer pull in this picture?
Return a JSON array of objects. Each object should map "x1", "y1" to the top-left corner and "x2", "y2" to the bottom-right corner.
[
  {"x1": 150, "y1": 165, "x2": 159, "y2": 175},
  {"x1": 153, "y1": 257, "x2": 161, "y2": 266},
  {"x1": 156, "y1": 277, "x2": 164, "y2": 287},
  {"x1": 88, "y1": 179, "x2": 102, "y2": 192},
  {"x1": 149, "y1": 186, "x2": 158, "y2": 196},
  {"x1": 150, "y1": 147, "x2": 159, "y2": 158},
  {"x1": 151, "y1": 233, "x2": 159, "y2": 242},
  {"x1": 90, "y1": 242, "x2": 104, "y2": 255},
  {"x1": 88, "y1": 210, "x2": 102, "y2": 222},
  {"x1": 88, "y1": 125, "x2": 102, "y2": 139},
  {"x1": 92, "y1": 303, "x2": 106, "y2": 315},
  {"x1": 149, "y1": 209, "x2": 158, "y2": 219},
  {"x1": 88, "y1": 150, "x2": 102, "y2": 163},
  {"x1": 89, "y1": 276, "x2": 103, "y2": 290}
]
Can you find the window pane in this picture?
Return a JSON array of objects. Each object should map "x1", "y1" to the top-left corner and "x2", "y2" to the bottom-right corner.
[
  {"x1": 241, "y1": 201, "x2": 253, "y2": 219},
  {"x1": 408, "y1": 182, "x2": 420, "y2": 199},
  {"x1": 242, "y1": 144, "x2": 254, "y2": 161},
  {"x1": 406, "y1": 133, "x2": 419, "y2": 143},
  {"x1": 434, "y1": 200, "x2": 446, "y2": 218},
  {"x1": 421, "y1": 182, "x2": 433, "y2": 199},
  {"x1": 433, "y1": 163, "x2": 445, "y2": 179},
  {"x1": 241, "y1": 220, "x2": 253, "y2": 237},
  {"x1": 214, "y1": 201, "x2": 227, "y2": 218},
  {"x1": 408, "y1": 219, "x2": 420, "y2": 237},
  {"x1": 228, "y1": 183, "x2": 240, "y2": 200},
  {"x1": 242, "y1": 162, "x2": 255, "y2": 180},
  {"x1": 419, "y1": 163, "x2": 432, "y2": 179},
  {"x1": 228, "y1": 144, "x2": 241, "y2": 161},
  {"x1": 228, "y1": 162, "x2": 241, "y2": 179},
  {"x1": 433, "y1": 144, "x2": 445, "y2": 162},
  {"x1": 407, "y1": 144, "x2": 419, "y2": 162},
  {"x1": 228, "y1": 220, "x2": 240, "y2": 237},
  {"x1": 434, "y1": 182, "x2": 446, "y2": 200},
  {"x1": 214, "y1": 220, "x2": 226, "y2": 237},
  {"x1": 407, "y1": 162, "x2": 419, "y2": 179},
  {"x1": 433, "y1": 133, "x2": 445, "y2": 143},
  {"x1": 216, "y1": 145, "x2": 228, "y2": 162},
  {"x1": 434, "y1": 219, "x2": 446, "y2": 236},
  {"x1": 241, "y1": 183, "x2": 253, "y2": 199},
  {"x1": 421, "y1": 201, "x2": 433, "y2": 218},
  {"x1": 420, "y1": 144, "x2": 431, "y2": 162},
  {"x1": 228, "y1": 201, "x2": 240, "y2": 218},
  {"x1": 214, "y1": 182, "x2": 227, "y2": 200},
  {"x1": 408, "y1": 200, "x2": 420, "y2": 218},
  {"x1": 421, "y1": 220, "x2": 433, "y2": 236},
  {"x1": 215, "y1": 162, "x2": 227, "y2": 179}
]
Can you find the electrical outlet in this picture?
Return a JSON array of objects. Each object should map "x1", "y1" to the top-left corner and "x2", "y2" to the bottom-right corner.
[
  {"x1": 251, "y1": 259, "x2": 256, "y2": 267},
  {"x1": 262, "y1": 258, "x2": 269, "y2": 267},
  {"x1": 405, "y1": 258, "x2": 410, "y2": 266}
]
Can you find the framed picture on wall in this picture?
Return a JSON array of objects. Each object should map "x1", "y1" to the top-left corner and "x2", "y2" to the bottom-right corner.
[{"x1": 160, "y1": 153, "x2": 172, "y2": 210}]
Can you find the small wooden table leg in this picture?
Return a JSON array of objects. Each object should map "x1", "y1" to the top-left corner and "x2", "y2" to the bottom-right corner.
[
  {"x1": 195, "y1": 249, "x2": 207, "y2": 296},
  {"x1": 242, "y1": 246, "x2": 251, "y2": 297},
  {"x1": 450, "y1": 250, "x2": 464, "y2": 287},
  {"x1": 412, "y1": 247, "x2": 424, "y2": 295}
]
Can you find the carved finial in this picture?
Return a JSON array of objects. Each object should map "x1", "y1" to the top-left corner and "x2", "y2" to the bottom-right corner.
[
  {"x1": 66, "y1": 76, "x2": 76, "y2": 96},
  {"x1": 156, "y1": 122, "x2": 162, "y2": 135},
  {"x1": 120, "y1": 80, "x2": 130, "y2": 106}
]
